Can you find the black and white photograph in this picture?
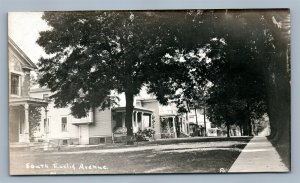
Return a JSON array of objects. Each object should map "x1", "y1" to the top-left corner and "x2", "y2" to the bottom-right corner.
[{"x1": 8, "y1": 9, "x2": 291, "y2": 175}]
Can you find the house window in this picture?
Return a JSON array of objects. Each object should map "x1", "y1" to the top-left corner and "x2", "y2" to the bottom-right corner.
[
  {"x1": 11, "y1": 73, "x2": 20, "y2": 95},
  {"x1": 61, "y1": 117, "x2": 67, "y2": 132}
]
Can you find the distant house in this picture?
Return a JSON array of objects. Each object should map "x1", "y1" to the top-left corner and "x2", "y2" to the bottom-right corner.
[
  {"x1": 30, "y1": 87, "x2": 206, "y2": 145},
  {"x1": 136, "y1": 98, "x2": 190, "y2": 138},
  {"x1": 187, "y1": 105, "x2": 211, "y2": 136},
  {"x1": 30, "y1": 88, "x2": 156, "y2": 145},
  {"x1": 8, "y1": 38, "x2": 48, "y2": 143},
  {"x1": 8, "y1": 36, "x2": 213, "y2": 145}
]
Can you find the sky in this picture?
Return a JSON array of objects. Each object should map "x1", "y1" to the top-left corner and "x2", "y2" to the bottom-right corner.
[
  {"x1": 8, "y1": 12, "x2": 49, "y2": 64},
  {"x1": 8, "y1": 11, "x2": 153, "y2": 99}
]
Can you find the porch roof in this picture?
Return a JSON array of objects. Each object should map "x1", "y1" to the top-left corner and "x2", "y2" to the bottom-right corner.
[
  {"x1": 112, "y1": 106, "x2": 153, "y2": 113},
  {"x1": 160, "y1": 114, "x2": 178, "y2": 118},
  {"x1": 9, "y1": 97, "x2": 48, "y2": 106}
]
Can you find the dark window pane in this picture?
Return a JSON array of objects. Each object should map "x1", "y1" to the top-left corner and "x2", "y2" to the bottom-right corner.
[
  {"x1": 11, "y1": 73, "x2": 20, "y2": 95},
  {"x1": 61, "y1": 117, "x2": 67, "y2": 131}
]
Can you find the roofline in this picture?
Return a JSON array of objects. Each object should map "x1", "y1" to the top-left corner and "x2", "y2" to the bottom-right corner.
[
  {"x1": 30, "y1": 87, "x2": 51, "y2": 93},
  {"x1": 160, "y1": 114, "x2": 179, "y2": 117},
  {"x1": 9, "y1": 97, "x2": 48, "y2": 106},
  {"x1": 112, "y1": 106, "x2": 153, "y2": 113},
  {"x1": 136, "y1": 98, "x2": 157, "y2": 102},
  {"x1": 8, "y1": 37, "x2": 38, "y2": 70}
]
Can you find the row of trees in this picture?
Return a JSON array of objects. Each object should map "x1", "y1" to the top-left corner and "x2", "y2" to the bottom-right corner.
[{"x1": 36, "y1": 10, "x2": 290, "y2": 143}]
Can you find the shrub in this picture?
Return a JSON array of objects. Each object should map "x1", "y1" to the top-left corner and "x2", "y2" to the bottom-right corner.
[
  {"x1": 113, "y1": 127, "x2": 127, "y2": 134},
  {"x1": 136, "y1": 128, "x2": 155, "y2": 141}
]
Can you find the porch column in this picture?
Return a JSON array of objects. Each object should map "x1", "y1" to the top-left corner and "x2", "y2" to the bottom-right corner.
[
  {"x1": 23, "y1": 103, "x2": 30, "y2": 143},
  {"x1": 132, "y1": 111, "x2": 138, "y2": 133},
  {"x1": 149, "y1": 114, "x2": 152, "y2": 128},
  {"x1": 179, "y1": 117, "x2": 182, "y2": 132},
  {"x1": 122, "y1": 113, "x2": 125, "y2": 127},
  {"x1": 141, "y1": 112, "x2": 144, "y2": 130},
  {"x1": 172, "y1": 117, "x2": 177, "y2": 138},
  {"x1": 44, "y1": 106, "x2": 49, "y2": 142},
  {"x1": 132, "y1": 112, "x2": 134, "y2": 129},
  {"x1": 160, "y1": 117, "x2": 164, "y2": 134},
  {"x1": 135, "y1": 111, "x2": 138, "y2": 127}
]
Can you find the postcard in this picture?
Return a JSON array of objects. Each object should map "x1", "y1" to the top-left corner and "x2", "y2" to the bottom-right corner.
[{"x1": 8, "y1": 9, "x2": 290, "y2": 175}]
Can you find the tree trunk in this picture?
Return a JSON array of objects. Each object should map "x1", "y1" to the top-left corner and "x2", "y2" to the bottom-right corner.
[
  {"x1": 203, "y1": 107, "x2": 207, "y2": 136},
  {"x1": 195, "y1": 108, "x2": 198, "y2": 125},
  {"x1": 240, "y1": 125, "x2": 243, "y2": 136},
  {"x1": 226, "y1": 123, "x2": 230, "y2": 138},
  {"x1": 248, "y1": 119, "x2": 253, "y2": 136},
  {"x1": 125, "y1": 91, "x2": 134, "y2": 145}
]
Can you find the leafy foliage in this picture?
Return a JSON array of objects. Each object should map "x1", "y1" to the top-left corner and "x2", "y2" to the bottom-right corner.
[
  {"x1": 37, "y1": 10, "x2": 290, "y2": 143},
  {"x1": 29, "y1": 106, "x2": 42, "y2": 139},
  {"x1": 136, "y1": 128, "x2": 155, "y2": 141},
  {"x1": 175, "y1": 10, "x2": 290, "y2": 138},
  {"x1": 36, "y1": 11, "x2": 203, "y2": 136}
]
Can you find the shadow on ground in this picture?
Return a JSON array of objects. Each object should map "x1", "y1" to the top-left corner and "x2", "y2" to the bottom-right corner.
[{"x1": 10, "y1": 137, "x2": 252, "y2": 175}]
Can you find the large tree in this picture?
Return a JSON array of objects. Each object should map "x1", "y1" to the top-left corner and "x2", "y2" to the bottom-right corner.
[
  {"x1": 164, "y1": 10, "x2": 290, "y2": 141},
  {"x1": 36, "y1": 11, "x2": 201, "y2": 142},
  {"x1": 36, "y1": 10, "x2": 290, "y2": 150},
  {"x1": 207, "y1": 10, "x2": 290, "y2": 142}
]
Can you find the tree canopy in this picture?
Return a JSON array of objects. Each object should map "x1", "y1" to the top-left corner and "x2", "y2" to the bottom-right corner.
[
  {"x1": 37, "y1": 10, "x2": 290, "y2": 145},
  {"x1": 163, "y1": 10, "x2": 290, "y2": 139},
  {"x1": 37, "y1": 11, "x2": 207, "y2": 138}
]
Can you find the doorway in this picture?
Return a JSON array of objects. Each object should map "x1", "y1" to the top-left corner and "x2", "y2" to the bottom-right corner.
[{"x1": 79, "y1": 125, "x2": 89, "y2": 145}]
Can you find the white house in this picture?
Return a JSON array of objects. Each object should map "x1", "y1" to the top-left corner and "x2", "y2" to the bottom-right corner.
[
  {"x1": 30, "y1": 88, "x2": 157, "y2": 145},
  {"x1": 29, "y1": 87, "x2": 206, "y2": 145},
  {"x1": 8, "y1": 38, "x2": 48, "y2": 143}
]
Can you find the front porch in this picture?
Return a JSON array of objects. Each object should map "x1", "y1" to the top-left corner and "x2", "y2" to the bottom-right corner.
[
  {"x1": 112, "y1": 107, "x2": 154, "y2": 134},
  {"x1": 160, "y1": 114, "x2": 189, "y2": 139},
  {"x1": 9, "y1": 97, "x2": 48, "y2": 143}
]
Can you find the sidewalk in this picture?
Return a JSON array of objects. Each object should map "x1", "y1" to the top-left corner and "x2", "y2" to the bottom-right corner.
[{"x1": 228, "y1": 136, "x2": 289, "y2": 173}]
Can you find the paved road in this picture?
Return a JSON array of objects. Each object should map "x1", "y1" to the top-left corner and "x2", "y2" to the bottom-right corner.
[{"x1": 228, "y1": 136, "x2": 289, "y2": 172}]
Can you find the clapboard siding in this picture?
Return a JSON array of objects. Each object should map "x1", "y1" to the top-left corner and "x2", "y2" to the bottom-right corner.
[
  {"x1": 89, "y1": 108, "x2": 112, "y2": 137},
  {"x1": 30, "y1": 90, "x2": 79, "y2": 140},
  {"x1": 141, "y1": 101, "x2": 161, "y2": 139}
]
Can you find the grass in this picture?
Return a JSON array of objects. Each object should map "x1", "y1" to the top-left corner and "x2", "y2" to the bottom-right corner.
[
  {"x1": 268, "y1": 135, "x2": 291, "y2": 170},
  {"x1": 10, "y1": 137, "x2": 251, "y2": 175}
]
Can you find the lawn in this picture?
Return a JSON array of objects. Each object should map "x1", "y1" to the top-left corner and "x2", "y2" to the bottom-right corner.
[{"x1": 10, "y1": 137, "x2": 251, "y2": 175}]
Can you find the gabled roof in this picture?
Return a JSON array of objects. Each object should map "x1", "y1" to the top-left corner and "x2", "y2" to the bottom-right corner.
[{"x1": 8, "y1": 37, "x2": 38, "y2": 70}]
